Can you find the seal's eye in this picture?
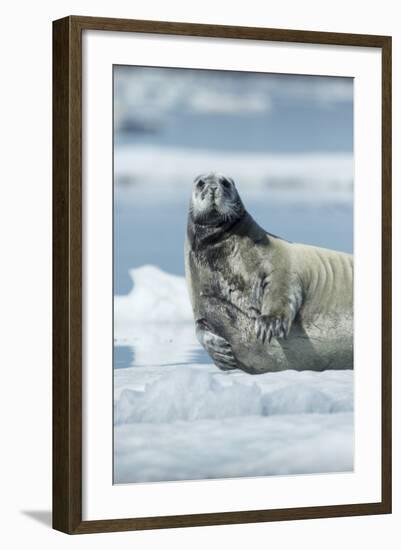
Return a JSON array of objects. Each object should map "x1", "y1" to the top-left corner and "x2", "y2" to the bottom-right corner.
[
  {"x1": 197, "y1": 179, "x2": 205, "y2": 189},
  {"x1": 221, "y1": 178, "x2": 231, "y2": 188}
]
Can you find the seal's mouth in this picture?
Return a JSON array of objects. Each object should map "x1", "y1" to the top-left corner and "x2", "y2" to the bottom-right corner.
[
  {"x1": 206, "y1": 196, "x2": 224, "y2": 217},
  {"x1": 201, "y1": 188, "x2": 222, "y2": 213},
  {"x1": 209, "y1": 195, "x2": 218, "y2": 208}
]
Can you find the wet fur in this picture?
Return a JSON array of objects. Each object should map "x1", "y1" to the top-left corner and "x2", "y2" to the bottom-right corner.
[{"x1": 185, "y1": 173, "x2": 353, "y2": 374}]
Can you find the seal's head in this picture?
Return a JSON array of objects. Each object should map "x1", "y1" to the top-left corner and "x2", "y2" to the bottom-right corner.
[{"x1": 189, "y1": 173, "x2": 245, "y2": 226}]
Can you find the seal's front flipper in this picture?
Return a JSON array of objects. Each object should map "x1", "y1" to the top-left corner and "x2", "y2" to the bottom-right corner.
[{"x1": 195, "y1": 319, "x2": 237, "y2": 371}]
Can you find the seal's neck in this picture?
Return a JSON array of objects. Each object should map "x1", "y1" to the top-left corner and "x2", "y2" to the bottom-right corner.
[
  {"x1": 188, "y1": 209, "x2": 262, "y2": 252},
  {"x1": 187, "y1": 218, "x2": 236, "y2": 251},
  {"x1": 188, "y1": 209, "x2": 275, "y2": 254}
]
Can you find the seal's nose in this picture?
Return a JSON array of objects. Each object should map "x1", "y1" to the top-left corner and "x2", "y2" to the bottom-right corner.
[{"x1": 209, "y1": 184, "x2": 217, "y2": 197}]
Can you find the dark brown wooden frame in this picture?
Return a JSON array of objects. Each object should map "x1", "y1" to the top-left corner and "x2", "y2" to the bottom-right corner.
[{"x1": 53, "y1": 15, "x2": 392, "y2": 534}]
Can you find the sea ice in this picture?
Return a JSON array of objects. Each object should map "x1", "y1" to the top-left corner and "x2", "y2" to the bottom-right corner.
[{"x1": 114, "y1": 266, "x2": 354, "y2": 484}]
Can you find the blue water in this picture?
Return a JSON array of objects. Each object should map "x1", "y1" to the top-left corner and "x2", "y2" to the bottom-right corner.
[
  {"x1": 114, "y1": 194, "x2": 353, "y2": 295},
  {"x1": 116, "y1": 104, "x2": 353, "y2": 154}
]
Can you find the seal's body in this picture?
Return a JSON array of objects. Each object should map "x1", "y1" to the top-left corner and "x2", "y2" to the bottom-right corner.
[{"x1": 185, "y1": 173, "x2": 353, "y2": 374}]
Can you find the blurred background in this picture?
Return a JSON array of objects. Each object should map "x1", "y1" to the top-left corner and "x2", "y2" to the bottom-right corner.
[
  {"x1": 112, "y1": 65, "x2": 354, "y2": 484},
  {"x1": 114, "y1": 65, "x2": 353, "y2": 296}
]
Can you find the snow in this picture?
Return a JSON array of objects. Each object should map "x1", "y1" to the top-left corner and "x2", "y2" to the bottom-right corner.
[
  {"x1": 115, "y1": 413, "x2": 353, "y2": 483},
  {"x1": 115, "y1": 367, "x2": 353, "y2": 425},
  {"x1": 114, "y1": 266, "x2": 354, "y2": 484},
  {"x1": 114, "y1": 365, "x2": 353, "y2": 483},
  {"x1": 115, "y1": 265, "x2": 192, "y2": 328},
  {"x1": 114, "y1": 266, "x2": 197, "y2": 365}
]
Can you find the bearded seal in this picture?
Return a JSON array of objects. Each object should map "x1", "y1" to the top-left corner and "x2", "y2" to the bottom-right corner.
[{"x1": 184, "y1": 173, "x2": 353, "y2": 374}]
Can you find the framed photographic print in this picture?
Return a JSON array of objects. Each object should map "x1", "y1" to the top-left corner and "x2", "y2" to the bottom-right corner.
[{"x1": 53, "y1": 16, "x2": 392, "y2": 534}]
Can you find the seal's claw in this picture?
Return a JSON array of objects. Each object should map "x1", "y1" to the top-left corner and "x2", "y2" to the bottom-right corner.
[
  {"x1": 211, "y1": 347, "x2": 237, "y2": 371},
  {"x1": 255, "y1": 314, "x2": 291, "y2": 343}
]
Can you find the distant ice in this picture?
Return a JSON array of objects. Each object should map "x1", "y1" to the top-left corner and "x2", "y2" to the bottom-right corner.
[
  {"x1": 114, "y1": 145, "x2": 353, "y2": 203},
  {"x1": 114, "y1": 66, "x2": 353, "y2": 121}
]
